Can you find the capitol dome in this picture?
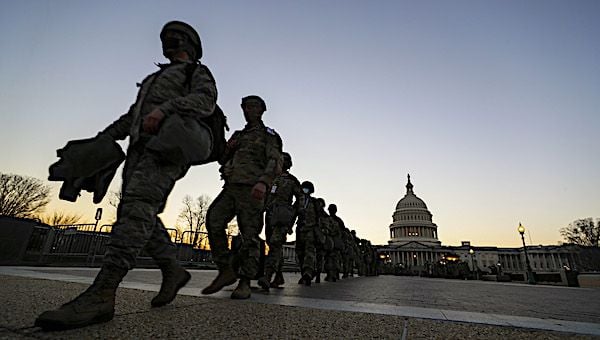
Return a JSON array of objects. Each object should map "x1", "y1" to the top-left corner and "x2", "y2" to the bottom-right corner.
[
  {"x1": 389, "y1": 174, "x2": 440, "y2": 246},
  {"x1": 395, "y1": 178, "x2": 428, "y2": 211}
]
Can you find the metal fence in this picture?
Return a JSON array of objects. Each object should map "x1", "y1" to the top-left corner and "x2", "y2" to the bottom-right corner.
[
  {"x1": 22, "y1": 224, "x2": 216, "y2": 267},
  {"x1": 21, "y1": 223, "x2": 298, "y2": 270}
]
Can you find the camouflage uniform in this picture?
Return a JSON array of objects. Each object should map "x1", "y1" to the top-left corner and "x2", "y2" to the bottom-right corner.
[
  {"x1": 264, "y1": 172, "x2": 303, "y2": 276},
  {"x1": 325, "y1": 215, "x2": 343, "y2": 279},
  {"x1": 35, "y1": 21, "x2": 214, "y2": 331},
  {"x1": 342, "y1": 228, "x2": 355, "y2": 277},
  {"x1": 102, "y1": 60, "x2": 217, "y2": 270},
  {"x1": 206, "y1": 122, "x2": 282, "y2": 280},
  {"x1": 314, "y1": 203, "x2": 331, "y2": 282},
  {"x1": 296, "y1": 195, "x2": 318, "y2": 278}
]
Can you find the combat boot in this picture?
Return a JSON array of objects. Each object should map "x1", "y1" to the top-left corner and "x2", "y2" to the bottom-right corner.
[
  {"x1": 302, "y1": 272, "x2": 312, "y2": 286},
  {"x1": 270, "y1": 271, "x2": 285, "y2": 288},
  {"x1": 201, "y1": 266, "x2": 237, "y2": 295},
  {"x1": 231, "y1": 277, "x2": 251, "y2": 299},
  {"x1": 35, "y1": 265, "x2": 127, "y2": 331},
  {"x1": 151, "y1": 261, "x2": 191, "y2": 307},
  {"x1": 257, "y1": 269, "x2": 273, "y2": 291}
]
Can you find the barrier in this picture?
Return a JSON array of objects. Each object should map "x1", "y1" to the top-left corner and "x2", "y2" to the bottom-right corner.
[
  {"x1": 176, "y1": 231, "x2": 212, "y2": 265},
  {"x1": 17, "y1": 222, "x2": 298, "y2": 271}
]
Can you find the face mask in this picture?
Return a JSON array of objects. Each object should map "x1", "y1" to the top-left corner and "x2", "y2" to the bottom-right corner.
[
  {"x1": 162, "y1": 37, "x2": 182, "y2": 57},
  {"x1": 302, "y1": 188, "x2": 310, "y2": 194}
]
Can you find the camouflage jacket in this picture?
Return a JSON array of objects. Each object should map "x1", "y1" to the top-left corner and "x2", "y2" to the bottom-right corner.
[
  {"x1": 101, "y1": 60, "x2": 217, "y2": 146},
  {"x1": 297, "y1": 195, "x2": 318, "y2": 229},
  {"x1": 218, "y1": 121, "x2": 283, "y2": 186},
  {"x1": 328, "y1": 215, "x2": 342, "y2": 239},
  {"x1": 319, "y1": 211, "x2": 332, "y2": 236},
  {"x1": 266, "y1": 172, "x2": 304, "y2": 212}
]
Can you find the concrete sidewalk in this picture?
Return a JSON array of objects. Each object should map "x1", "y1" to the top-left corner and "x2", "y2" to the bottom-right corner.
[{"x1": 1, "y1": 267, "x2": 599, "y2": 339}]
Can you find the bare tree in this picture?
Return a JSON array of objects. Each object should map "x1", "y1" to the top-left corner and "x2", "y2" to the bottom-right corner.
[
  {"x1": 0, "y1": 173, "x2": 51, "y2": 218},
  {"x1": 38, "y1": 211, "x2": 82, "y2": 225},
  {"x1": 177, "y1": 194, "x2": 211, "y2": 248},
  {"x1": 560, "y1": 218, "x2": 600, "y2": 247}
]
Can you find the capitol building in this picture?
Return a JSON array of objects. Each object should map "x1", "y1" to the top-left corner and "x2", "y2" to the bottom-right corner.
[{"x1": 378, "y1": 175, "x2": 581, "y2": 276}]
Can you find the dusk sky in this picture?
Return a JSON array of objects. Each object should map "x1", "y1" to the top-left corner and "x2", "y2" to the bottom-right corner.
[{"x1": 1, "y1": 1, "x2": 598, "y2": 247}]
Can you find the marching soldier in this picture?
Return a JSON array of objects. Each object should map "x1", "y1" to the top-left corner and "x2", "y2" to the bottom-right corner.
[{"x1": 202, "y1": 95, "x2": 283, "y2": 299}]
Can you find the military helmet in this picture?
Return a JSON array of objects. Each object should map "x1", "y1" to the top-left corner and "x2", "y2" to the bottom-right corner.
[
  {"x1": 301, "y1": 181, "x2": 314, "y2": 194},
  {"x1": 328, "y1": 204, "x2": 337, "y2": 214},
  {"x1": 160, "y1": 21, "x2": 202, "y2": 60},
  {"x1": 241, "y1": 95, "x2": 267, "y2": 111},
  {"x1": 282, "y1": 152, "x2": 292, "y2": 170},
  {"x1": 316, "y1": 198, "x2": 325, "y2": 208}
]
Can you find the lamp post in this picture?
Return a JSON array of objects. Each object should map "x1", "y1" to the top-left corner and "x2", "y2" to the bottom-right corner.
[
  {"x1": 518, "y1": 223, "x2": 536, "y2": 284},
  {"x1": 469, "y1": 249, "x2": 476, "y2": 279}
]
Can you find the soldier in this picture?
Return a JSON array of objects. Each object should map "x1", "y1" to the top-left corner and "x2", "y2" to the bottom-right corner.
[
  {"x1": 257, "y1": 152, "x2": 303, "y2": 291},
  {"x1": 313, "y1": 198, "x2": 331, "y2": 283},
  {"x1": 351, "y1": 230, "x2": 362, "y2": 276},
  {"x1": 35, "y1": 21, "x2": 217, "y2": 330},
  {"x1": 202, "y1": 95, "x2": 283, "y2": 299},
  {"x1": 328, "y1": 204, "x2": 345, "y2": 281},
  {"x1": 296, "y1": 181, "x2": 318, "y2": 286},
  {"x1": 341, "y1": 227, "x2": 355, "y2": 278}
]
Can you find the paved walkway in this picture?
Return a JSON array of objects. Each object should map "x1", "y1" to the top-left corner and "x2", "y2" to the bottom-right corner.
[{"x1": 1, "y1": 266, "x2": 599, "y2": 339}]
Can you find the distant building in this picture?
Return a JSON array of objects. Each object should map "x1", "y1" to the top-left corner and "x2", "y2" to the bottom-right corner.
[{"x1": 378, "y1": 175, "x2": 581, "y2": 274}]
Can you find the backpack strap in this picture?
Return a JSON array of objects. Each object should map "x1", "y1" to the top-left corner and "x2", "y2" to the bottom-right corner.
[{"x1": 183, "y1": 61, "x2": 216, "y2": 92}]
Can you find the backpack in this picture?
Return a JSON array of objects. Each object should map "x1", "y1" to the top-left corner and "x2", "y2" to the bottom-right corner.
[{"x1": 184, "y1": 62, "x2": 229, "y2": 165}]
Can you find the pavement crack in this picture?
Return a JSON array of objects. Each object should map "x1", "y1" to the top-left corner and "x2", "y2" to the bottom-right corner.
[{"x1": 400, "y1": 318, "x2": 409, "y2": 340}]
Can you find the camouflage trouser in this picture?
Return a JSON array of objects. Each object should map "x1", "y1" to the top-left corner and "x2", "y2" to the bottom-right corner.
[
  {"x1": 325, "y1": 249, "x2": 341, "y2": 275},
  {"x1": 105, "y1": 145, "x2": 188, "y2": 270},
  {"x1": 264, "y1": 209, "x2": 289, "y2": 273},
  {"x1": 295, "y1": 227, "x2": 316, "y2": 276},
  {"x1": 343, "y1": 248, "x2": 354, "y2": 275},
  {"x1": 315, "y1": 245, "x2": 326, "y2": 275},
  {"x1": 206, "y1": 184, "x2": 264, "y2": 279}
]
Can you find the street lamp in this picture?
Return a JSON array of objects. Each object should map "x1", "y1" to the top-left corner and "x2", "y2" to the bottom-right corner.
[
  {"x1": 469, "y1": 249, "x2": 477, "y2": 280},
  {"x1": 518, "y1": 223, "x2": 536, "y2": 284}
]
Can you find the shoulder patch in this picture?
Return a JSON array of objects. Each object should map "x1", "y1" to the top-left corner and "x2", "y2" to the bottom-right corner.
[{"x1": 266, "y1": 127, "x2": 277, "y2": 135}]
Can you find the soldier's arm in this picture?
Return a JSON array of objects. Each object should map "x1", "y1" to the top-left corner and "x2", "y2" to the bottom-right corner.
[
  {"x1": 100, "y1": 104, "x2": 134, "y2": 141},
  {"x1": 258, "y1": 132, "x2": 283, "y2": 186},
  {"x1": 292, "y1": 179, "x2": 305, "y2": 217},
  {"x1": 159, "y1": 65, "x2": 217, "y2": 118},
  {"x1": 336, "y1": 216, "x2": 346, "y2": 230},
  {"x1": 218, "y1": 131, "x2": 241, "y2": 165}
]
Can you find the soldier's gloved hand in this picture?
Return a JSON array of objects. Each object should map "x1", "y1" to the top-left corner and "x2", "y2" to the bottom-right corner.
[
  {"x1": 143, "y1": 108, "x2": 165, "y2": 134},
  {"x1": 251, "y1": 182, "x2": 267, "y2": 201}
]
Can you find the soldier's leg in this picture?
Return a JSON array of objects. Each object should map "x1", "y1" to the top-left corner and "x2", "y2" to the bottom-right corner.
[
  {"x1": 295, "y1": 233, "x2": 306, "y2": 284},
  {"x1": 302, "y1": 230, "x2": 316, "y2": 284},
  {"x1": 105, "y1": 151, "x2": 188, "y2": 269},
  {"x1": 144, "y1": 218, "x2": 191, "y2": 307},
  {"x1": 315, "y1": 248, "x2": 324, "y2": 283},
  {"x1": 231, "y1": 186, "x2": 264, "y2": 299},
  {"x1": 272, "y1": 226, "x2": 287, "y2": 286},
  {"x1": 202, "y1": 188, "x2": 238, "y2": 295},
  {"x1": 36, "y1": 150, "x2": 185, "y2": 330},
  {"x1": 259, "y1": 223, "x2": 285, "y2": 290},
  {"x1": 270, "y1": 225, "x2": 287, "y2": 272}
]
